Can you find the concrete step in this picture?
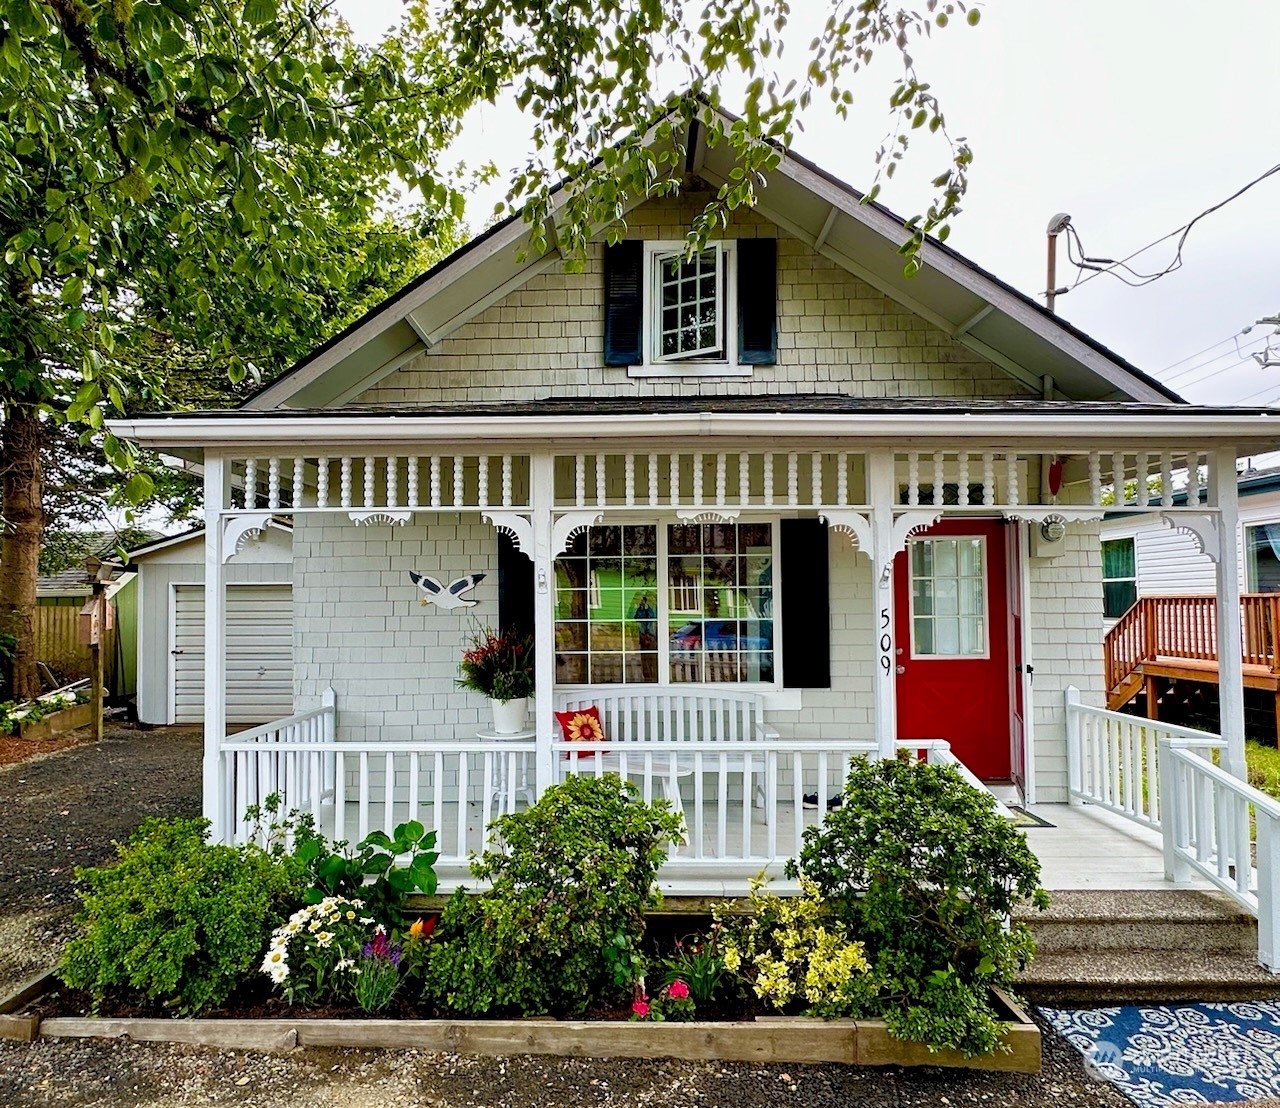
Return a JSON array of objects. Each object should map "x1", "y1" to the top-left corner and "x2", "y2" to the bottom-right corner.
[
  {"x1": 1018, "y1": 949, "x2": 1280, "y2": 1005},
  {"x1": 1019, "y1": 889, "x2": 1258, "y2": 957}
]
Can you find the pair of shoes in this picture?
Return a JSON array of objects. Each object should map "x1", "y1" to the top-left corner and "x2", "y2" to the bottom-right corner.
[{"x1": 802, "y1": 793, "x2": 844, "y2": 811}]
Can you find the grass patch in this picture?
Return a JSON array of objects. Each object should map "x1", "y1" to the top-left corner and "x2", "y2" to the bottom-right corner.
[{"x1": 1246, "y1": 739, "x2": 1280, "y2": 801}]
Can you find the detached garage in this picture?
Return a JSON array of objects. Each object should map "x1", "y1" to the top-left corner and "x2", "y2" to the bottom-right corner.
[{"x1": 130, "y1": 523, "x2": 293, "y2": 726}]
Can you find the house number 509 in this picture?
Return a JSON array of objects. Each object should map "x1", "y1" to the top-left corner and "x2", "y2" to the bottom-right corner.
[{"x1": 879, "y1": 608, "x2": 893, "y2": 674}]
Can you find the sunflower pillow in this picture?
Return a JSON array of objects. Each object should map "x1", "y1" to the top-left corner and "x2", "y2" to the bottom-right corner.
[{"x1": 553, "y1": 706, "x2": 607, "y2": 758}]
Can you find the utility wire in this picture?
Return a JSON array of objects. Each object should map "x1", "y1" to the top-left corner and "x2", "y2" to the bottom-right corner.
[
  {"x1": 1159, "y1": 327, "x2": 1253, "y2": 373},
  {"x1": 1061, "y1": 161, "x2": 1280, "y2": 294},
  {"x1": 1163, "y1": 333, "x2": 1269, "y2": 386}
]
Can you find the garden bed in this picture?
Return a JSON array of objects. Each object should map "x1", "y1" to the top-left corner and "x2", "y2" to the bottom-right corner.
[
  {"x1": 14, "y1": 701, "x2": 95, "y2": 741},
  {"x1": 0, "y1": 973, "x2": 1039, "y2": 1071}
]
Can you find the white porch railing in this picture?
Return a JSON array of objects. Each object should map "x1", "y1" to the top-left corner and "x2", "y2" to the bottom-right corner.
[
  {"x1": 1064, "y1": 686, "x2": 1223, "y2": 829},
  {"x1": 218, "y1": 707, "x2": 1012, "y2": 888},
  {"x1": 1065, "y1": 687, "x2": 1279, "y2": 972}
]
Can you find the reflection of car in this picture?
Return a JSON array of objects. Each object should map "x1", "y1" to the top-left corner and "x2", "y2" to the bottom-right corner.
[{"x1": 670, "y1": 620, "x2": 772, "y2": 652}]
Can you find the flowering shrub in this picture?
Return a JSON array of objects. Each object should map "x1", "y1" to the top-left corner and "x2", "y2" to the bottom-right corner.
[
  {"x1": 261, "y1": 896, "x2": 374, "y2": 1005},
  {"x1": 631, "y1": 978, "x2": 696, "y2": 1022},
  {"x1": 60, "y1": 818, "x2": 305, "y2": 1014},
  {"x1": 353, "y1": 927, "x2": 402, "y2": 1014},
  {"x1": 660, "y1": 932, "x2": 730, "y2": 1004},
  {"x1": 714, "y1": 876, "x2": 871, "y2": 1017},
  {"x1": 456, "y1": 625, "x2": 534, "y2": 702}
]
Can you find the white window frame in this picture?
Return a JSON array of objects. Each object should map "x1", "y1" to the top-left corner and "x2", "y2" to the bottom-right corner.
[
  {"x1": 553, "y1": 515, "x2": 782, "y2": 691},
  {"x1": 1244, "y1": 523, "x2": 1280, "y2": 593},
  {"x1": 629, "y1": 240, "x2": 751, "y2": 378},
  {"x1": 906, "y1": 534, "x2": 991, "y2": 660},
  {"x1": 1101, "y1": 535, "x2": 1139, "y2": 619}
]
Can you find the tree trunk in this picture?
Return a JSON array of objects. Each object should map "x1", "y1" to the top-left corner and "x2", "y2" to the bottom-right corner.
[{"x1": 0, "y1": 400, "x2": 45, "y2": 700}]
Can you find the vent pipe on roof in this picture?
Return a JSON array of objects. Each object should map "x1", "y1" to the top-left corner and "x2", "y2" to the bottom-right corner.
[{"x1": 1044, "y1": 212, "x2": 1072, "y2": 313}]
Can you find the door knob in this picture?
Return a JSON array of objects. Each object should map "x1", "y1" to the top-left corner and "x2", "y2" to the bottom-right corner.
[{"x1": 895, "y1": 665, "x2": 906, "y2": 675}]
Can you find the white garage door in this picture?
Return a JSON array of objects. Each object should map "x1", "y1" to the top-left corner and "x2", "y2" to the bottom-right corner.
[{"x1": 172, "y1": 585, "x2": 293, "y2": 724}]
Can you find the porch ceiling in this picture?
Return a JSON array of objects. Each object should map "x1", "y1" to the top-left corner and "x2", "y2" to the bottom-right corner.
[{"x1": 112, "y1": 396, "x2": 1280, "y2": 457}]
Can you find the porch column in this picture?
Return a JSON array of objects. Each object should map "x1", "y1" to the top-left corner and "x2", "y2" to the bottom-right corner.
[
  {"x1": 1210, "y1": 445, "x2": 1247, "y2": 780},
  {"x1": 202, "y1": 455, "x2": 229, "y2": 842},
  {"x1": 530, "y1": 452, "x2": 556, "y2": 794},
  {"x1": 868, "y1": 451, "x2": 898, "y2": 759}
]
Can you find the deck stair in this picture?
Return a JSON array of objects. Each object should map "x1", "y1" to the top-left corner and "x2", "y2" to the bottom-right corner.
[
  {"x1": 1016, "y1": 889, "x2": 1278, "y2": 1003},
  {"x1": 1104, "y1": 594, "x2": 1280, "y2": 713}
]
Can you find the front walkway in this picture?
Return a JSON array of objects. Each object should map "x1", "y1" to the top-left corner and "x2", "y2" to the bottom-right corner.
[{"x1": 1025, "y1": 803, "x2": 1208, "y2": 891}]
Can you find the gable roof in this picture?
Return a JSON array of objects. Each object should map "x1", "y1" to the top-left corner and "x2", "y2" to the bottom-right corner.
[{"x1": 241, "y1": 109, "x2": 1181, "y2": 411}]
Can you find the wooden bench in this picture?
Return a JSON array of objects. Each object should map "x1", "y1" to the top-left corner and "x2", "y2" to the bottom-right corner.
[{"x1": 552, "y1": 686, "x2": 780, "y2": 808}]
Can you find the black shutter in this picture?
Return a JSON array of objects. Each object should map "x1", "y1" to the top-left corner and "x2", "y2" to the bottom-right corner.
[
  {"x1": 497, "y1": 532, "x2": 535, "y2": 640},
  {"x1": 780, "y1": 518, "x2": 830, "y2": 689},
  {"x1": 737, "y1": 237, "x2": 777, "y2": 365},
  {"x1": 604, "y1": 240, "x2": 643, "y2": 366}
]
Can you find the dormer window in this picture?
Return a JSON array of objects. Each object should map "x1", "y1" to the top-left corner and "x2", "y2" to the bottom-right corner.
[{"x1": 604, "y1": 237, "x2": 777, "y2": 375}]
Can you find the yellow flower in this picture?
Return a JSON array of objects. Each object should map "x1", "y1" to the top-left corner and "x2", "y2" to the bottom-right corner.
[{"x1": 409, "y1": 918, "x2": 425, "y2": 938}]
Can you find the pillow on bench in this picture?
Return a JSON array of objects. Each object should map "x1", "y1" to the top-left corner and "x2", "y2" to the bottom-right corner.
[{"x1": 554, "y1": 706, "x2": 607, "y2": 759}]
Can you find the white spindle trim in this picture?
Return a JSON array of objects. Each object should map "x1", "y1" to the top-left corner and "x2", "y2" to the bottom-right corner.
[
  {"x1": 430, "y1": 456, "x2": 441, "y2": 508},
  {"x1": 477, "y1": 455, "x2": 488, "y2": 507},
  {"x1": 982, "y1": 452, "x2": 995, "y2": 506},
  {"x1": 1137, "y1": 453, "x2": 1150, "y2": 507},
  {"x1": 717, "y1": 452, "x2": 727, "y2": 507},
  {"x1": 364, "y1": 455, "x2": 375, "y2": 508},
  {"x1": 907, "y1": 452, "x2": 920, "y2": 506},
  {"x1": 407, "y1": 457, "x2": 419, "y2": 507},
  {"x1": 810, "y1": 452, "x2": 822, "y2": 506},
  {"x1": 1088, "y1": 452, "x2": 1102, "y2": 506},
  {"x1": 763, "y1": 452, "x2": 775, "y2": 506},
  {"x1": 316, "y1": 458, "x2": 329, "y2": 508},
  {"x1": 1112, "y1": 452, "x2": 1126, "y2": 507},
  {"x1": 933, "y1": 452, "x2": 945, "y2": 507},
  {"x1": 387, "y1": 457, "x2": 398, "y2": 508},
  {"x1": 292, "y1": 457, "x2": 305, "y2": 509},
  {"x1": 738, "y1": 453, "x2": 750, "y2": 506},
  {"x1": 1161, "y1": 452, "x2": 1174, "y2": 506},
  {"x1": 575, "y1": 454, "x2": 586, "y2": 507},
  {"x1": 670, "y1": 454, "x2": 680, "y2": 506},
  {"x1": 1188, "y1": 454, "x2": 1202, "y2": 503},
  {"x1": 787, "y1": 452, "x2": 798, "y2": 507},
  {"x1": 957, "y1": 453, "x2": 969, "y2": 505},
  {"x1": 1005, "y1": 452, "x2": 1019, "y2": 506},
  {"x1": 501, "y1": 455, "x2": 512, "y2": 507},
  {"x1": 595, "y1": 452, "x2": 606, "y2": 508},
  {"x1": 340, "y1": 457, "x2": 352, "y2": 508},
  {"x1": 267, "y1": 457, "x2": 280, "y2": 509},
  {"x1": 649, "y1": 453, "x2": 659, "y2": 507},
  {"x1": 453, "y1": 454, "x2": 464, "y2": 506},
  {"x1": 693, "y1": 452, "x2": 704, "y2": 506},
  {"x1": 244, "y1": 458, "x2": 257, "y2": 509}
]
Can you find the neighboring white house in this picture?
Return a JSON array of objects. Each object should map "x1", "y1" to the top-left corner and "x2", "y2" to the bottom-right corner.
[
  {"x1": 110, "y1": 113, "x2": 1280, "y2": 893},
  {"x1": 1101, "y1": 466, "x2": 1280, "y2": 624},
  {"x1": 128, "y1": 523, "x2": 294, "y2": 726}
]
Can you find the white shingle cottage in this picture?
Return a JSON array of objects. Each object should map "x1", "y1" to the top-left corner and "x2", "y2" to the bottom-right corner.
[{"x1": 113, "y1": 123, "x2": 1280, "y2": 907}]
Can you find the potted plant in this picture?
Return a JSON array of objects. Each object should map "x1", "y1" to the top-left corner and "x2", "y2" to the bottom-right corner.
[{"x1": 457, "y1": 625, "x2": 535, "y2": 733}]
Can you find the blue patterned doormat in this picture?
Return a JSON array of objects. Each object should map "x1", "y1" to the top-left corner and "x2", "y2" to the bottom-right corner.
[{"x1": 1043, "y1": 1001, "x2": 1280, "y2": 1107}]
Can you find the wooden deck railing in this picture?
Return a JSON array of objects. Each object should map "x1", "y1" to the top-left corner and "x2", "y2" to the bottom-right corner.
[{"x1": 1104, "y1": 594, "x2": 1280, "y2": 697}]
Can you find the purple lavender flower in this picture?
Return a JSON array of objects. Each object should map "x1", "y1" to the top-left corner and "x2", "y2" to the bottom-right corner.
[{"x1": 361, "y1": 927, "x2": 402, "y2": 968}]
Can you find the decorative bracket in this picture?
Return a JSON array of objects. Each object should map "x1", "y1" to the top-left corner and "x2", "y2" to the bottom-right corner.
[
  {"x1": 675, "y1": 508, "x2": 741, "y2": 523},
  {"x1": 222, "y1": 511, "x2": 275, "y2": 562},
  {"x1": 891, "y1": 510, "x2": 944, "y2": 554},
  {"x1": 819, "y1": 510, "x2": 873, "y2": 561},
  {"x1": 482, "y1": 511, "x2": 534, "y2": 561},
  {"x1": 348, "y1": 510, "x2": 413, "y2": 527},
  {"x1": 1160, "y1": 511, "x2": 1221, "y2": 563},
  {"x1": 1001, "y1": 507, "x2": 1104, "y2": 524},
  {"x1": 552, "y1": 510, "x2": 605, "y2": 557}
]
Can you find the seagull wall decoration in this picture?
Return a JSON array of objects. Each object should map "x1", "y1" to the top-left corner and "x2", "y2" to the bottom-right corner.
[{"x1": 409, "y1": 571, "x2": 486, "y2": 610}]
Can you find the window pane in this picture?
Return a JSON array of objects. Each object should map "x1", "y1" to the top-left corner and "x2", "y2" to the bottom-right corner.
[
  {"x1": 913, "y1": 617, "x2": 933, "y2": 654},
  {"x1": 1247, "y1": 525, "x2": 1280, "y2": 593},
  {"x1": 936, "y1": 617, "x2": 961, "y2": 655},
  {"x1": 1103, "y1": 581, "x2": 1138, "y2": 620},
  {"x1": 1101, "y1": 538, "x2": 1135, "y2": 579},
  {"x1": 556, "y1": 654, "x2": 588, "y2": 683},
  {"x1": 935, "y1": 540, "x2": 958, "y2": 576}
]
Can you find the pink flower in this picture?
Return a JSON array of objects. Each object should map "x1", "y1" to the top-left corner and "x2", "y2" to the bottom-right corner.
[
  {"x1": 632, "y1": 998, "x2": 650, "y2": 1018},
  {"x1": 667, "y1": 980, "x2": 690, "y2": 1000}
]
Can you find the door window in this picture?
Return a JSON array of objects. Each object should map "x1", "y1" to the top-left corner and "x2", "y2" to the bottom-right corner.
[{"x1": 909, "y1": 536, "x2": 987, "y2": 657}]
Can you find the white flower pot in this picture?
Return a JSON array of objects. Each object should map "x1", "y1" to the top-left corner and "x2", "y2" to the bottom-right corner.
[{"x1": 490, "y1": 697, "x2": 528, "y2": 735}]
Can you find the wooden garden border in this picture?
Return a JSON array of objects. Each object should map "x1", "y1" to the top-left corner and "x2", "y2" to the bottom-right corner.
[
  {"x1": 14, "y1": 702, "x2": 94, "y2": 741},
  {"x1": 0, "y1": 974, "x2": 1039, "y2": 1072}
]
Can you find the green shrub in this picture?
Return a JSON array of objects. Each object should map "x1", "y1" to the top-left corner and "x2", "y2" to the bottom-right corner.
[
  {"x1": 60, "y1": 818, "x2": 304, "y2": 1014},
  {"x1": 1247, "y1": 739, "x2": 1280, "y2": 801},
  {"x1": 787, "y1": 757, "x2": 1048, "y2": 1056},
  {"x1": 422, "y1": 774, "x2": 684, "y2": 1016}
]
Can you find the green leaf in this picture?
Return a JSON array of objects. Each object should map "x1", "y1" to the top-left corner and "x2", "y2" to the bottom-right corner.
[
  {"x1": 122, "y1": 472, "x2": 155, "y2": 503},
  {"x1": 359, "y1": 829, "x2": 394, "y2": 852}
]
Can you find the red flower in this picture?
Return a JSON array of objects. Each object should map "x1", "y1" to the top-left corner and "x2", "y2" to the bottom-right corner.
[
  {"x1": 632, "y1": 998, "x2": 650, "y2": 1018},
  {"x1": 667, "y1": 980, "x2": 690, "y2": 1000}
]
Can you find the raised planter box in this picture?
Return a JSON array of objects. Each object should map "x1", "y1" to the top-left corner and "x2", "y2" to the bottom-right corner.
[
  {"x1": 14, "y1": 702, "x2": 94, "y2": 741},
  {"x1": 1, "y1": 975, "x2": 1039, "y2": 1072}
]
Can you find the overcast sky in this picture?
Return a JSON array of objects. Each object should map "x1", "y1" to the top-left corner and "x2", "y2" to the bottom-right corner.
[{"x1": 336, "y1": 1, "x2": 1280, "y2": 406}]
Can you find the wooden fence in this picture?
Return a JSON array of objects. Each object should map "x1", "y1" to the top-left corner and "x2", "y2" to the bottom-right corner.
[{"x1": 34, "y1": 602, "x2": 117, "y2": 691}]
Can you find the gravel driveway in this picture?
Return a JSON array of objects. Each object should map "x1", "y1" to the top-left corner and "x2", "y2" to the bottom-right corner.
[{"x1": 0, "y1": 726, "x2": 1128, "y2": 1107}]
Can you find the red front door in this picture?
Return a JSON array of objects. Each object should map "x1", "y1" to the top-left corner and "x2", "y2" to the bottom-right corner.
[{"x1": 894, "y1": 518, "x2": 1012, "y2": 780}]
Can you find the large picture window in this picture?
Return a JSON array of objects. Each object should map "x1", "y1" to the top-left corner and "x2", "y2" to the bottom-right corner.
[
  {"x1": 554, "y1": 521, "x2": 774, "y2": 686},
  {"x1": 1245, "y1": 523, "x2": 1280, "y2": 593},
  {"x1": 1101, "y1": 537, "x2": 1138, "y2": 619}
]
